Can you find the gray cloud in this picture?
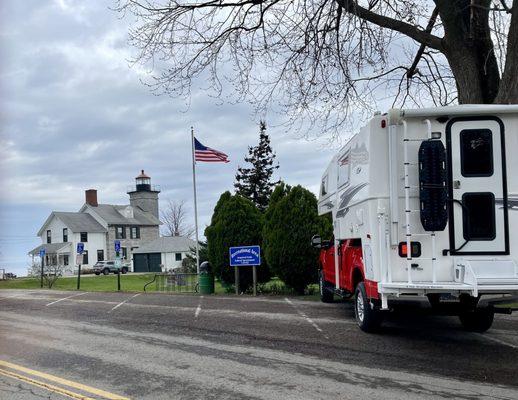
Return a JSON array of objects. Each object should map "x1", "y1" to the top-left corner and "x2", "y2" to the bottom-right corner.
[{"x1": 0, "y1": 0, "x2": 340, "y2": 275}]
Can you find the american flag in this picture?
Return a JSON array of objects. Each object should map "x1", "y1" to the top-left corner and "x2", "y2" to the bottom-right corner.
[{"x1": 194, "y1": 137, "x2": 229, "y2": 163}]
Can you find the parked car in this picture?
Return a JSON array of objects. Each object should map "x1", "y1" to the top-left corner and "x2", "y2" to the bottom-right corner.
[{"x1": 93, "y1": 261, "x2": 130, "y2": 275}]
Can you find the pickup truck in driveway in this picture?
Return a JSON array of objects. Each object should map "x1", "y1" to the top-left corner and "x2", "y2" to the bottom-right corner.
[{"x1": 93, "y1": 261, "x2": 130, "y2": 275}]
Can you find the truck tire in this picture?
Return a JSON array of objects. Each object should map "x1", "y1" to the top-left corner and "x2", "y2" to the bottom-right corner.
[
  {"x1": 354, "y1": 282, "x2": 382, "y2": 333},
  {"x1": 427, "y1": 293, "x2": 441, "y2": 309},
  {"x1": 459, "y1": 308, "x2": 494, "y2": 333},
  {"x1": 94, "y1": 272, "x2": 100, "y2": 276},
  {"x1": 319, "y1": 271, "x2": 334, "y2": 303},
  {"x1": 102, "y1": 268, "x2": 110, "y2": 275},
  {"x1": 121, "y1": 267, "x2": 128, "y2": 274}
]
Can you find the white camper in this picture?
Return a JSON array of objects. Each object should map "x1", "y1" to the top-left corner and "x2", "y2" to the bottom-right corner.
[{"x1": 314, "y1": 105, "x2": 518, "y2": 332}]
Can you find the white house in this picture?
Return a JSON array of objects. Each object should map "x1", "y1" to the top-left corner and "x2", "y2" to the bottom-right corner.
[
  {"x1": 30, "y1": 212, "x2": 108, "y2": 275},
  {"x1": 29, "y1": 170, "x2": 161, "y2": 275},
  {"x1": 132, "y1": 236, "x2": 196, "y2": 272}
]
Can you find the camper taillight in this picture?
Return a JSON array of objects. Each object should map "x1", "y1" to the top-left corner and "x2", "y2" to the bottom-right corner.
[{"x1": 398, "y1": 242, "x2": 422, "y2": 258}]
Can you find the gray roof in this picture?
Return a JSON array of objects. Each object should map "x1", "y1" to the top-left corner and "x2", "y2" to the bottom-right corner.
[
  {"x1": 29, "y1": 242, "x2": 72, "y2": 256},
  {"x1": 54, "y1": 212, "x2": 107, "y2": 233},
  {"x1": 132, "y1": 236, "x2": 196, "y2": 254},
  {"x1": 92, "y1": 204, "x2": 160, "y2": 226},
  {"x1": 37, "y1": 212, "x2": 107, "y2": 236}
]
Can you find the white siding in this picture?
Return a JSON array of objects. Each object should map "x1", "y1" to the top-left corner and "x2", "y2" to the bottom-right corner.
[
  {"x1": 37, "y1": 215, "x2": 107, "y2": 272},
  {"x1": 70, "y1": 231, "x2": 106, "y2": 267},
  {"x1": 39, "y1": 215, "x2": 69, "y2": 245},
  {"x1": 161, "y1": 251, "x2": 188, "y2": 270}
]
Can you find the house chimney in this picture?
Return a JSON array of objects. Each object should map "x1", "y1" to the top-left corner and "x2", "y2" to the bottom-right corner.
[{"x1": 85, "y1": 189, "x2": 98, "y2": 207}]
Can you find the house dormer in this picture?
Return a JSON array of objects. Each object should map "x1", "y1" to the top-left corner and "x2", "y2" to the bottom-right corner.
[{"x1": 119, "y1": 205, "x2": 134, "y2": 219}]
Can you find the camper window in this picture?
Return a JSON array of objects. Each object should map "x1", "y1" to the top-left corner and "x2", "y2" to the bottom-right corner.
[
  {"x1": 338, "y1": 152, "x2": 351, "y2": 187},
  {"x1": 321, "y1": 176, "x2": 328, "y2": 196},
  {"x1": 462, "y1": 192, "x2": 496, "y2": 241},
  {"x1": 460, "y1": 129, "x2": 494, "y2": 177}
]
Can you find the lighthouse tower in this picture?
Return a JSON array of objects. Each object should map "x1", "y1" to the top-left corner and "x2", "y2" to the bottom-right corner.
[{"x1": 127, "y1": 170, "x2": 160, "y2": 219}]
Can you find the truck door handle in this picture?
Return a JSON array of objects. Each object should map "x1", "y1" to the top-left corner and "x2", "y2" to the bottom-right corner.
[{"x1": 453, "y1": 180, "x2": 461, "y2": 189}]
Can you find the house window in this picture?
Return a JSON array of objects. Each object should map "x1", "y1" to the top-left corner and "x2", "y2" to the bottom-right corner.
[
  {"x1": 175, "y1": 252, "x2": 182, "y2": 261},
  {"x1": 63, "y1": 228, "x2": 68, "y2": 242},
  {"x1": 82, "y1": 251, "x2": 89, "y2": 265},
  {"x1": 80, "y1": 232, "x2": 88, "y2": 242},
  {"x1": 97, "y1": 250, "x2": 104, "y2": 262},
  {"x1": 130, "y1": 226, "x2": 140, "y2": 239},
  {"x1": 116, "y1": 226, "x2": 126, "y2": 239},
  {"x1": 46, "y1": 230, "x2": 51, "y2": 244},
  {"x1": 63, "y1": 255, "x2": 69, "y2": 266},
  {"x1": 121, "y1": 247, "x2": 127, "y2": 260}
]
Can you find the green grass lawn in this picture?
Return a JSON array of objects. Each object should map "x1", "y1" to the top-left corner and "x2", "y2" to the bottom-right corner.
[
  {"x1": 0, "y1": 274, "x2": 158, "y2": 292},
  {"x1": 496, "y1": 302, "x2": 518, "y2": 308},
  {"x1": 0, "y1": 274, "x2": 320, "y2": 299},
  {"x1": 0, "y1": 274, "x2": 245, "y2": 296}
]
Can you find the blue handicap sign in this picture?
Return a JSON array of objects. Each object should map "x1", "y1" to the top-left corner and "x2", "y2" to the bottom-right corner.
[
  {"x1": 114, "y1": 240, "x2": 121, "y2": 252},
  {"x1": 77, "y1": 243, "x2": 84, "y2": 254},
  {"x1": 39, "y1": 248, "x2": 46, "y2": 258},
  {"x1": 229, "y1": 245, "x2": 261, "y2": 267}
]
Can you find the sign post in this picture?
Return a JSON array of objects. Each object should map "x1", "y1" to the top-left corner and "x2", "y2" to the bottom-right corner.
[
  {"x1": 39, "y1": 248, "x2": 46, "y2": 288},
  {"x1": 76, "y1": 243, "x2": 84, "y2": 290},
  {"x1": 114, "y1": 240, "x2": 121, "y2": 291},
  {"x1": 229, "y1": 246, "x2": 261, "y2": 296}
]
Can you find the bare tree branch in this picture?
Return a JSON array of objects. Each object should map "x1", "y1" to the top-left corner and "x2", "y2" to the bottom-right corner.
[
  {"x1": 335, "y1": 0, "x2": 444, "y2": 49},
  {"x1": 115, "y1": 0, "x2": 515, "y2": 137},
  {"x1": 160, "y1": 199, "x2": 195, "y2": 238}
]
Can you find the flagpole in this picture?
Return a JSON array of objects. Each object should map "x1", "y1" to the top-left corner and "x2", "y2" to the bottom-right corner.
[{"x1": 191, "y1": 127, "x2": 201, "y2": 275}]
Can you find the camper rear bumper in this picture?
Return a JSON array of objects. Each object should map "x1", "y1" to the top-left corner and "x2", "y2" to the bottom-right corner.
[
  {"x1": 379, "y1": 282, "x2": 518, "y2": 295},
  {"x1": 379, "y1": 258, "x2": 518, "y2": 297}
]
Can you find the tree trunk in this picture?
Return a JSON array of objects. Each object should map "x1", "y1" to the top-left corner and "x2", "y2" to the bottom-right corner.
[
  {"x1": 437, "y1": 0, "x2": 501, "y2": 104},
  {"x1": 494, "y1": 5, "x2": 518, "y2": 103}
]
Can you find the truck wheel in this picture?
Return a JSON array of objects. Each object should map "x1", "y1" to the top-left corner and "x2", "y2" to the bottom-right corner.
[
  {"x1": 94, "y1": 272, "x2": 100, "y2": 276},
  {"x1": 121, "y1": 267, "x2": 128, "y2": 274},
  {"x1": 102, "y1": 268, "x2": 110, "y2": 275},
  {"x1": 319, "y1": 271, "x2": 334, "y2": 303},
  {"x1": 427, "y1": 293, "x2": 441, "y2": 309},
  {"x1": 354, "y1": 282, "x2": 382, "y2": 333},
  {"x1": 459, "y1": 308, "x2": 494, "y2": 333}
]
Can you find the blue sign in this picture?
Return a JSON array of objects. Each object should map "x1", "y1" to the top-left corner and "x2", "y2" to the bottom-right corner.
[
  {"x1": 39, "y1": 248, "x2": 46, "y2": 258},
  {"x1": 229, "y1": 246, "x2": 261, "y2": 266},
  {"x1": 114, "y1": 240, "x2": 121, "y2": 253},
  {"x1": 77, "y1": 243, "x2": 84, "y2": 254}
]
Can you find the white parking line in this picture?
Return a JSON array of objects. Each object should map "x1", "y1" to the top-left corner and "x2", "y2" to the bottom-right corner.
[
  {"x1": 194, "y1": 296, "x2": 204, "y2": 318},
  {"x1": 285, "y1": 298, "x2": 329, "y2": 338},
  {"x1": 475, "y1": 333, "x2": 518, "y2": 350},
  {"x1": 109, "y1": 293, "x2": 141, "y2": 313},
  {"x1": 45, "y1": 292, "x2": 88, "y2": 307}
]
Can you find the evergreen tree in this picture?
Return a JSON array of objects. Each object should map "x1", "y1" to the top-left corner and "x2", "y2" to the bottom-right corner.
[
  {"x1": 263, "y1": 183, "x2": 332, "y2": 294},
  {"x1": 205, "y1": 192, "x2": 270, "y2": 290},
  {"x1": 234, "y1": 121, "x2": 279, "y2": 212}
]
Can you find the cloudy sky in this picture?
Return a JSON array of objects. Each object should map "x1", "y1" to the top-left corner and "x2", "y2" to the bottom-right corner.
[{"x1": 0, "y1": 0, "x2": 355, "y2": 275}]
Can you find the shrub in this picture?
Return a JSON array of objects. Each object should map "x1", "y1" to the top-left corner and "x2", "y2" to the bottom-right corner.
[
  {"x1": 205, "y1": 192, "x2": 271, "y2": 290},
  {"x1": 263, "y1": 183, "x2": 332, "y2": 294}
]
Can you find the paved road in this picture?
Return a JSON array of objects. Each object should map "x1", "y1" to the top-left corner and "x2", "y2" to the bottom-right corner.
[{"x1": 0, "y1": 289, "x2": 517, "y2": 399}]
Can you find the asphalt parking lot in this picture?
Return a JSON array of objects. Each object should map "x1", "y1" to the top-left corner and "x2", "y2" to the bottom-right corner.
[{"x1": 0, "y1": 289, "x2": 517, "y2": 399}]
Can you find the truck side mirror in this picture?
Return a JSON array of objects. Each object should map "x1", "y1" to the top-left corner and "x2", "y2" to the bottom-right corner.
[{"x1": 311, "y1": 235, "x2": 322, "y2": 248}]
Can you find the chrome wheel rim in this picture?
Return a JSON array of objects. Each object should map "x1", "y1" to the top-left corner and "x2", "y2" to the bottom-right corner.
[{"x1": 356, "y1": 291, "x2": 365, "y2": 323}]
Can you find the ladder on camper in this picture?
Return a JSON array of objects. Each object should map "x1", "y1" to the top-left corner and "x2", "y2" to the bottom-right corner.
[{"x1": 402, "y1": 120, "x2": 437, "y2": 284}]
